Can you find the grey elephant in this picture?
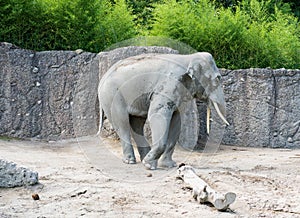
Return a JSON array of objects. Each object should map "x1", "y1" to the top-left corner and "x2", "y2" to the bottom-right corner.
[{"x1": 97, "y1": 52, "x2": 229, "y2": 170}]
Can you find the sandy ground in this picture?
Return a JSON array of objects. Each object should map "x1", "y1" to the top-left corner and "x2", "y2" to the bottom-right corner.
[{"x1": 0, "y1": 136, "x2": 300, "y2": 218}]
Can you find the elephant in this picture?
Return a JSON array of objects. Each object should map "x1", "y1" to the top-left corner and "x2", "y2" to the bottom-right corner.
[{"x1": 97, "y1": 52, "x2": 229, "y2": 170}]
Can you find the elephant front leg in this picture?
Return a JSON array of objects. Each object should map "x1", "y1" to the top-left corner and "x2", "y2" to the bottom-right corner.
[
  {"x1": 142, "y1": 109, "x2": 172, "y2": 170},
  {"x1": 159, "y1": 111, "x2": 181, "y2": 168}
]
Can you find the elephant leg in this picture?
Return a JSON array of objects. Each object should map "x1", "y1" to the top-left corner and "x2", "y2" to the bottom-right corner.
[
  {"x1": 129, "y1": 116, "x2": 151, "y2": 162},
  {"x1": 159, "y1": 111, "x2": 181, "y2": 168},
  {"x1": 142, "y1": 109, "x2": 172, "y2": 170},
  {"x1": 119, "y1": 127, "x2": 136, "y2": 164},
  {"x1": 111, "y1": 101, "x2": 136, "y2": 164}
]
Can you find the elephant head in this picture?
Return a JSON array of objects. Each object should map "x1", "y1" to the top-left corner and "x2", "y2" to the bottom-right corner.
[{"x1": 185, "y1": 52, "x2": 229, "y2": 134}]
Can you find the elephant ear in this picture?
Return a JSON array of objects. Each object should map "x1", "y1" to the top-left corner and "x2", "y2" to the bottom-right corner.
[
  {"x1": 178, "y1": 59, "x2": 202, "y2": 94},
  {"x1": 185, "y1": 58, "x2": 202, "y2": 80}
]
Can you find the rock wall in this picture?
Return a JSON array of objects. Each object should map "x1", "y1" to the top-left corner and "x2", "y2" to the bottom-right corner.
[
  {"x1": 1, "y1": 43, "x2": 299, "y2": 148},
  {"x1": 0, "y1": 42, "x2": 99, "y2": 140},
  {"x1": 222, "y1": 69, "x2": 300, "y2": 148}
]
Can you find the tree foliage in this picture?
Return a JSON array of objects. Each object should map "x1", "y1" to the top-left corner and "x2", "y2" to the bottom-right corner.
[
  {"x1": 151, "y1": 0, "x2": 300, "y2": 69},
  {"x1": 0, "y1": 0, "x2": 299, "y2": 69},
  {"x1": 0, "y1": 0, "x2": 136, "y2": 52},
  {"x1": 213, "y1": 0, "x2": 299, "y2": 19},
  {"x1": 125, "y1": 0, "x2": 162, "y2": 33}
]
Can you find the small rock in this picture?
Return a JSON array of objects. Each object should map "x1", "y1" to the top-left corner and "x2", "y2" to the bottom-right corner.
[
  {"x1": 176, "y1": 180, "x2": 183, "y2": 185},
  {"x1": 75, "y1": 49, "x2": 84, "y2": 54},
  {"x1": 147, "y1": 173, "x2": 152, "y2": 177},
  {"x1": 10, "y1": 129, "x2": 16, "y2": 134},
  {"x1": 0, "y1": 159, "x2": 39, "y2": 188},
  {"x1": 287, "y1": 137, "x2": 293, "y2": 143},
  {"x1": 10, "y1": 82, "x2": 17, "y2": 86},
  {"x1": 63, "y1": 103, "x2": 70, "y2": 110},
  {"x1": 32, "y1": 193, "x2": 40, "y2": 200},
  {"x1": 32, "y1": 67, "x2": 39, "y2": 73}
]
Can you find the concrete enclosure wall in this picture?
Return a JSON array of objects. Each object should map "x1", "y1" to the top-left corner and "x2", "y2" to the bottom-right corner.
[
  {"x1": 222, "y1": 69, "x2": 300, "y2": 148},
  {"x1": 0, "y1": 43, "x2": 299, "y2": 148},
  {"x1": 0, "y1": 42, "x2": 99, "y2": 140}
]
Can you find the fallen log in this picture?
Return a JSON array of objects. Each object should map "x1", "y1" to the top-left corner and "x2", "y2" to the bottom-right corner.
[{"x1": 177, "y1": 164, "x2": 236, "y2": 211}]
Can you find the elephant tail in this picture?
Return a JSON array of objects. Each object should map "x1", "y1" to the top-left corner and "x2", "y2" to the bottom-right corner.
[{"x1": 96, "y1": 104, "x2": 104, "y2": 136}]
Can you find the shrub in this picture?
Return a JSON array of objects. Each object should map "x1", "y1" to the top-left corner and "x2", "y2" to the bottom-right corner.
[
  {"x1": 0, "y1": 0, "x2": 46, "y2": 50},
  {"x1": 0, "y1": 0, "x2": 137, "y2": 52},
  {"x1": 151, "y1": 0, "x2": 300, "y2": 69},
  {"x1": 1, "y1": 0, "x2": 299, "y2": 69},
  {"x1": 99, "y1": 0, "x2": 137, "y2": 48},
  {"x1": 126, "y1": 0, "x2": 162, "y2": 33}
]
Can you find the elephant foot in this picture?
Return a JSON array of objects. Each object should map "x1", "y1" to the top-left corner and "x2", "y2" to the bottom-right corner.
[
  {"x1": 122, "y1": 155, "x2": 136, "y2": 164},
  {"x1": 138, "y1": 147, "x2": 151, "y2": 162},
  {"x1": 142, "y1": 159, "x2": 158, "y2": 170},
  {"x1": 158, "y1": 159, "x2": 177, "y2": 168}
]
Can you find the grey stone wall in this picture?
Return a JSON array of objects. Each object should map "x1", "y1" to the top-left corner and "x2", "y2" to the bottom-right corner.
[
  {"x1": 0, "y1": 42, "x2": 99, "y2": 140},
  {"x1": 1, "y1": 43, "x2": 299, "y2": 148},
  {"x1": 222, "y1": 69, "x2": 300, "y2": 148}
]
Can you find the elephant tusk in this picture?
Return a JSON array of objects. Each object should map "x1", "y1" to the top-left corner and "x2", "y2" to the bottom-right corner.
[
  {"x1": 212, "y1": 101, "x2": 230, "y2": 126},
  {"x1": 207, "y1": 107, "x2": 210, "y2": 134}
]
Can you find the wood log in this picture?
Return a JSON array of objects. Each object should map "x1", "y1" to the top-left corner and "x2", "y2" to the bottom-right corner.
[{"x1": 177, "y1": 164, "x2": 236, "y2": 211}]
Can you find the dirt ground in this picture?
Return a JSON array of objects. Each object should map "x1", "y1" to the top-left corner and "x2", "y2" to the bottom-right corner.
[{"x1": 0, "y1": 136, "x2": 300, "y2": 218}]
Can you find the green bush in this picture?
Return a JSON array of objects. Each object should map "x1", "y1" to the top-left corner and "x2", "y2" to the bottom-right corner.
[
  {"x1": 1, "y1": 0, "x2": 299, "y2": 69},
  {"x1": 151, "y1": 0, "x2": 300, "y2": 69},
  {"x1": 0, "y1": 0, "x2": 45, "y2": 50},
  {"x1": 100, "y1": 0, "x2": 137, "y2": 47},
  {"x1": 0, "y1": 0, "x2": 137, "y2": 52},
  {"x1": 125, "y1": 0, "x2": 162, "y2": 33},
  {"x1": 39, "y1": 0, "x2": 104, "y2": 51}
]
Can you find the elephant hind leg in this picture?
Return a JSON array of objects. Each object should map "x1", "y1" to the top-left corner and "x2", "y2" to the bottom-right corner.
[
  {"x1": 159, "y1": 111, "x2": 181, "y2": 168},
  {"x1": 111, "y1": 104, "x2": 136, "y2": 164},
  {"x1": 115, "y1": 121, "x2": 136, "y2": 164},
  {"x1": 129, "y1": 115, "x2": 151, "y2": 161},
  {"x1": 119, "y1": 128, "x2": 136, "y2": 164}
]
